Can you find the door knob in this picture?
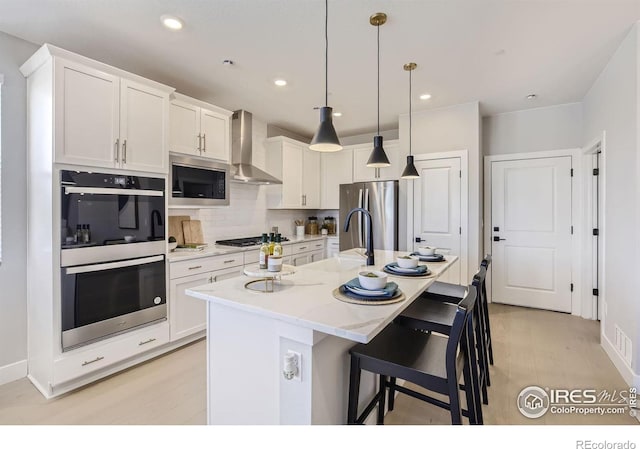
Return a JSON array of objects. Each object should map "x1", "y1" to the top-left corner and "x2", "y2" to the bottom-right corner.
[
  {"x1": 415, "y1": 237, "x2": 424, "y2": 243},
  {"x1": 493, "y1": 236, "x2": 506, "y2": 242}
]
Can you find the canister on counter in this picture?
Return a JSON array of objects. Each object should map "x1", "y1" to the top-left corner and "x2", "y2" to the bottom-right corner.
[{"x1": 306, "y1": 217, "x2": 319, "y2": 235}]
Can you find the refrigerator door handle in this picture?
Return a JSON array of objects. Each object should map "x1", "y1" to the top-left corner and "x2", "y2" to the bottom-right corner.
[{"x1": 358, "y1": 188, "x2": 364, "y2": 248}]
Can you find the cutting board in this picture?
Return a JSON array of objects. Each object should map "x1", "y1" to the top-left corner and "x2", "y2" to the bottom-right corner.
[
  {"x1": 168, "y1": 215, "x2": 190, "y2": 245},
  {"x1": 182, "y1": 220, "x2": 205, "y2": 245}
]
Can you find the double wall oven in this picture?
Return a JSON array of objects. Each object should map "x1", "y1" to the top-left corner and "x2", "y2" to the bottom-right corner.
[{"x1": 60, "y1": 170, "x2": 167, "y2": 351}]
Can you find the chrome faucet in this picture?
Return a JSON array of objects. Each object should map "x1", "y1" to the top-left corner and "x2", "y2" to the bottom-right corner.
[{"x1": 344, "y1": 207, "x2": 374, "y2": 266}]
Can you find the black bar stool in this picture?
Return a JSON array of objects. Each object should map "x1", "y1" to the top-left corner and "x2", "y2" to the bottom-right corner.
[
  {"x1": 347, "y1": 286, "x2": 480, "y2": 425},
  {"x1": 480, "y1": 255, "x2": 494, "y2": 365},
  {"x1": 394, "y1": 266, "x2": 490, "y2": 407}
]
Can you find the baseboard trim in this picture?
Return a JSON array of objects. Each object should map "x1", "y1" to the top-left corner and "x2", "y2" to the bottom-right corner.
[
  {"x1": 0, "y1": 359, "x2": 27, "y2": 386},
  {"x1": 601, "y1": 332, "x2": 638, "y2": 388}
]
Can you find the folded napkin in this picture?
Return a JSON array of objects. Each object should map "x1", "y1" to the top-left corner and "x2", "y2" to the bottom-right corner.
[
  {"x1": 343, "y1": 278, "x2": 398, "y2": 298},
  {"x1": 386, "y1": 262, "x2": 429, "y2": 274}
]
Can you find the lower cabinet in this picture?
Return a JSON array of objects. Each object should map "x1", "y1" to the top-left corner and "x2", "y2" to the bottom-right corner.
[
  {"x1": 289, "y1": 239, "x2": 326, "y2": 266},
  {"x1": 169, "y1": 256, "x2": 244, "y2": 342}
]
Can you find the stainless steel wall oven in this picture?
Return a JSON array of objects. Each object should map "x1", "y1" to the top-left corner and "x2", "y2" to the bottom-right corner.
[{"x1": 60, "y1": 170, "x2": 167, "y2": 351}]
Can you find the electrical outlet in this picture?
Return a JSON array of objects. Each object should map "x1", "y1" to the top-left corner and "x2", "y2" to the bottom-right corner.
[{"x1": 283, "y1": 350, "x2": 301, "y2": 382}]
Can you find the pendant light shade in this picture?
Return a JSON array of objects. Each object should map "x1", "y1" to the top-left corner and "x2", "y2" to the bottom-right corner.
[
  {"x1": 367, "y1": 135, "x2": 390, "y2": 167},
  {"x1": 309, "y1": 0, "x2": 342, "y2": 152},
  {"x1": 401, "y1": 62, "x2": 420, "y2": 179},
  {"x1": 366, "y1": 12, "x2": 390, "y2": 168},
  {"x1": 401, "y1": 155, "x2": 420, "y2": 178},
  {"x1": 310, "y1": 106, "x2": 341, "y2": 152}
]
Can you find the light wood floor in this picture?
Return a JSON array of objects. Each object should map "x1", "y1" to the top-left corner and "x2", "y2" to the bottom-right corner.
[{"x1": 0, "y1": 304, "x2": 637, "y2": 425}]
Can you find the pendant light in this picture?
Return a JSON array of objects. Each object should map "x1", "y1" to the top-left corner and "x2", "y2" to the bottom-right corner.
[
  {"x1": 309, "y1": 0, "x2": 342, "y2": 152},
  {"x1": 366, "y1": 12, "x2": 390, "y2": 168},
  {"x1": 401, "y1": 62, "x2": 420, "y2": 179}
]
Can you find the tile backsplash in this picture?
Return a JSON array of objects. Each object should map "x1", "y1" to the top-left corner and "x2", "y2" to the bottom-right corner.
[{"x1": 169, "y1": 183, "x2": 337, "y2": 243}]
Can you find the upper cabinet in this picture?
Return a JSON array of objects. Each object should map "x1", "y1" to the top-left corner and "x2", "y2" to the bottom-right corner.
[
  {"x1": 169, "y1": 93, "x2": 232, "y2": 163},
  {"x1": 22, "y1": 44, "x2": 173, "y2": 174},
  {"x1": 320, "y1": 148, "x2": 353, "y2": 209},
  {"x1": 352, "y1": 139, "x2": 402, "y2": 182},
  {"x1": 265, "y1": 136, "x2": 320, "y2": 209}
]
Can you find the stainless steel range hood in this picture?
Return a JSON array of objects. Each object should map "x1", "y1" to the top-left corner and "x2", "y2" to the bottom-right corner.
[{"x1": 231, "y1": 110, "x2": 282, "y2": 185}]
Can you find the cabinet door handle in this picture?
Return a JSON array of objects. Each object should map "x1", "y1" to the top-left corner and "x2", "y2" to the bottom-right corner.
[
  {"x1": 202, "y1": 134, "x2": 206, "y2": 152},
  {"x1": 122, "y1": 140, "x2": 127, "y2": 163},
  {"x1": 138, "y1": 338, "x2": 156, "y2": 346},
  {"x1": 81, "y1": 356, "x2": 104, "y2": 366},
  {"x1": 114, "y1": 138, "x2": 119, "y2": 162},
  {"x1": 299, "y1": 246, "x2": 307, "y2": 250},
  {"x1": 197, "y1": 134, "x2": 202, "y2": 151},
  {"x1": 223, "y1": 259, "x2": 235, "y2": 264},
  {"x1": 188, "y1": 265, "x2": 203, "y2": 270},
  {"x1": 208, "y1": 276, "x2": 214, "y2": 283}
]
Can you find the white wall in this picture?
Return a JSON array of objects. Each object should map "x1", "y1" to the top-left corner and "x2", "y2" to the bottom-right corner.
[
  {"x1": 399, "y1": 102, "x2": 482, "y2": 281},
  {"x1": 0, "y1": 31, "x2": 38, "y2": 381},
  {"x1": 582, "y1": 24, "x2": 639, "y2": 378},
  {"x1": 483, "y1": 103, "x2": 583, "y2": 155}
]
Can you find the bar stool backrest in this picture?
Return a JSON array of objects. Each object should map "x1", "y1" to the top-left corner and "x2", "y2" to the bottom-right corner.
[{"x1": 446, "y1": 286, "x2": 477, "y2": 377}]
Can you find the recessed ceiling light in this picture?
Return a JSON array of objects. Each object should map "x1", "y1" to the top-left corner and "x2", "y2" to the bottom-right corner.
[
  {"x1": 420, "y1": 93, "x2": 431, "y2": 100},
  {"x1": 161, "y1": 15, "x2": 183, "y2": 30},
  {"x1": 332, "y1": 112, "x2": 342, "y2": 117},
  {"x1": 274, "y1": 79, "x2": 287, "y2": 87},
  {"x1": 527, "y1": 94, "x2": 537, "y2": 100}
]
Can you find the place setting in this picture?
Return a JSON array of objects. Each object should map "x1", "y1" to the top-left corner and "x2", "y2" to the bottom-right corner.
[
  {"x1": 409, "y1": 245, "x2": 446, "y2": 262},
  {"x1": 333, "y1": 270, "x2": 405, "y2": 305},
  {"x1": 383, "y1": 254, "x2": 432, "y2": 277}
]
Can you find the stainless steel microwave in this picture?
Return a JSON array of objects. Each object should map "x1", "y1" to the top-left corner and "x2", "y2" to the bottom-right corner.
[{"x1": 169, "y1": 154, "x2": 230, "y2": 207}]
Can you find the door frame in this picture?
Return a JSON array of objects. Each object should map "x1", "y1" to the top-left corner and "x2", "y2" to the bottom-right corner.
[
  {"x1": 483, "y1": 148, "x2": 584, "y2": 316},
  {"x1": 581, "y1": 132, "x2": 606, "y2": 322},
  {"x1": 406, "y1": 150, "x2": 469, "y2": 284}
]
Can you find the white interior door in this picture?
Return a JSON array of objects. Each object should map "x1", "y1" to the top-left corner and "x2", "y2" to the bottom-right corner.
[
  {"x1": 413, "y1": 157, "x2": 462, "y2": 284},
  {"x1": 491, "y1": 156, "x2": 572, "y2": 312}
]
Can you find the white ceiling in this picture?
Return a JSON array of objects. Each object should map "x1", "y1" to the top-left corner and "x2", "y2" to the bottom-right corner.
[{"x1": 1, "y1": 0, "x2": 639, "y2": 138}]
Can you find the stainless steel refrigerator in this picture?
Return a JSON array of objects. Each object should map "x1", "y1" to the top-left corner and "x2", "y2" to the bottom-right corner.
[{"x1": 339, "y1": 180, "x2": 398, "y2": 252}]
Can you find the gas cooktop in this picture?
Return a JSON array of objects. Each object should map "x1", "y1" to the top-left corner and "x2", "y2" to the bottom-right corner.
[{"x1": 215, "y1": 236, "x2": 290, "y2": 247}]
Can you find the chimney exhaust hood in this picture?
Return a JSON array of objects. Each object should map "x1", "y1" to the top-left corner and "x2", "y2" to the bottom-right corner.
[{"x1": 231, "y1": 110, "x2": 282, "y2": 185}]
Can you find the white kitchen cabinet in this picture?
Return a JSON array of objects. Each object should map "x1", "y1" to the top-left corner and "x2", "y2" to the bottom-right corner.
[
  {"x1": 265, "y1": 136, "x2": 320, "y2": 209},
  {"x1": 170, "y1": 93, "x2": 232, "y2": 163},
  {"x1": 352, "y1": 140, "x2": 402, "y2": 182},
  {"x1": 53, "y1": 57, "x2": 171, "y2": 173},
  {"x1": 169, "y1": 255, "x2": 243, "y2": 342},
  {"x1": 320, "y1": 148, "x2": 353, "y2": 209},
  {"x1": 291, "y1": 253, "x2": 311, "y2": 266},
  {"x1": 310, "y1": 249, "x2": 325, "y2": 263},
  {"x1": 326, "y1": 236, "x2": 340, "y2": 258},
  {"x1": 288, "y1": 238, "x2": 326, "y2": 266}
]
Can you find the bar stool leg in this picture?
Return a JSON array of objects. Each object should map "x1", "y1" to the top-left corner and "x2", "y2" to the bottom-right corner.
[
  {"x1": 347, "y1": 356, "x2": 361, "y2": 424},
  {"x1": 377, "y1": 375, "x2": 387, "y2": 424},
  {"x1": 388, "y1": 377, "x2": 396, "y2": 411}
]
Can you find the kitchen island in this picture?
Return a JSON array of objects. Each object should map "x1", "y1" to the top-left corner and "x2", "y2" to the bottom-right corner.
[{"x1": 186, "y1": 249, "x2": 457, "y2": 424}]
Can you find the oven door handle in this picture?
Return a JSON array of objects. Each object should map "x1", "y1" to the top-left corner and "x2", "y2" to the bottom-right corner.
[
  {"x1": 65, "y1": 255, "x2": 164, "y2": 275},
  {"x1": 64, "y1": 186, "x2": 164, "y2": 197}
]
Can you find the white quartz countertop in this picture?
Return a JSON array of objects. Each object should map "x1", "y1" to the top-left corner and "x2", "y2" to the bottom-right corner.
[
  {"x1": 167, "y1": 234, "x2": 329, "y2": 262},
  {"x1": 186, "y1": 249, "x2": 457, "y2": 343}
]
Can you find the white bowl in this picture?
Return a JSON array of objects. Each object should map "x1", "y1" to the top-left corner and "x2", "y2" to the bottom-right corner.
[
  {"x1": 124, "y1": 235, "x2": 135, "y2": 243},
  {"x1": 168, "y1": 242, "x2": 178, "y2": 251},
  {"x1": 417, "y1": 246, "x2": 436, "y2": 256},
  {"x1": 397, "y1": 255, "x2": 419, "y2": 269},
  {"x1": 358, "y1": 271, "x2": 388, "y2": 290}
]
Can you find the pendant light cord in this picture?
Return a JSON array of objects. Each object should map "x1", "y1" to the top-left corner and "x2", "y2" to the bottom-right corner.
[
  {"x1": 324, "y1": 0, "x2": 329, "y2": 107},
  {"x1": 409, "y1": 68, "x2": 412, "y2": 156},
  {"x1": 377, "y1": 23, "x2": 380, "y2": 135}
]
